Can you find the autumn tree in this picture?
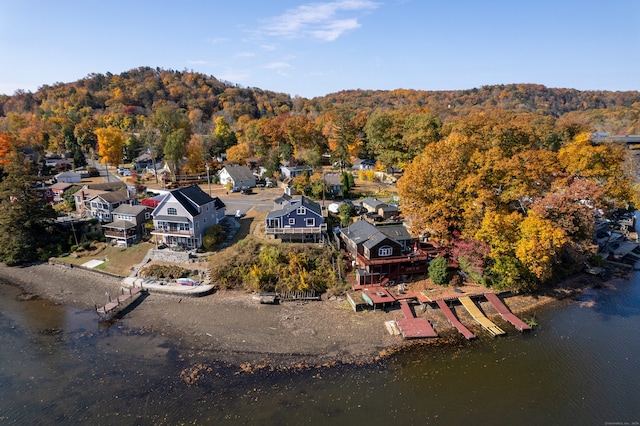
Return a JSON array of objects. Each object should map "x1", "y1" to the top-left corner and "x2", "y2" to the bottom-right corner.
[{"x1": 95, "y1": 126, "x2": 125, "y2": 177}]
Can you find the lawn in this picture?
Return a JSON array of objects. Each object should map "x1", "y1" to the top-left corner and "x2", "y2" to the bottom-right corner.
[{"x1": 54, "y1": 241, "x2": 155, "y2": 277}]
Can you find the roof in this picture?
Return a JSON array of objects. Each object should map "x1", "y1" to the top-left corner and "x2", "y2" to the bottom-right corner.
[
  {"x1": 168, "y1": 185, "x2": 225, "y2": 216},
  {"x1": 341, "y1": 219, "x2": 396, "y2": 250},
  {"x1": 282, "y1": 165, "x2": 312, "y2": 171},
  {"x1": 274, "y1": 193, "x2": 293, "y2": 205},
  {"x1": 378, "y1": 224, "x2": 412, "y2": 241},
  {"x1": 94, "y1": 190, "x2": 133, "y2": 204},
  {"x1": 55, "y1": 171, "x2": 81, "y2": 178},
  {"x1": 85, "y1": 181, "x2": 126, "y2": 191},
  {"x1": 361, "y1": 197, "x2": 385, "y2": 210},
  {"x1": 50, "y1": 182, "x2": 74, "y2": 191},
  {"x1": 220, "y1": 165, "x2": 255, "y2": 182},
  {"x1": 266, "y1": 196, "x2": 323, "y2": 219},
  {"x1": 113, "y1": 204, "x2": 149, "y2": 215},
  {"x1": 102, "y1": 219, "x2": 136, "y2": 230},
  {"x1": 324, "y1": 173, "x2": 343, "y2": 186}
]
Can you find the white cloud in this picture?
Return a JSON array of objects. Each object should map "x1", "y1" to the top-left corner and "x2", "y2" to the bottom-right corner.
[
  {"x1": 261, "y1": 0, "x2": 380, "y2": 41},
  {"x1": 264, "y1": 62, "x2": 291, "y2": 70},
  {"x1": 234, "y1": 52, "x2": 256, "y2": 58}
]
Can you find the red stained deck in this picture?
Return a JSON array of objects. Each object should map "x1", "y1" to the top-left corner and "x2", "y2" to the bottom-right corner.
[
  {"x1": 361, "y1": 287, "x2": 394, "y2": 309},
  {"x1": 484, "y1": 293, "x2": 531, "y2": 332},
  {"x1": 436, "y1": 299, "x2": 476, "y2": 340}
]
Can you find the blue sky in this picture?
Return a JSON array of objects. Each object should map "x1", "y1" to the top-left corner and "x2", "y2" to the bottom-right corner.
[{"x1": 1, "y1": 0, "x2": 638, "y2": 98}]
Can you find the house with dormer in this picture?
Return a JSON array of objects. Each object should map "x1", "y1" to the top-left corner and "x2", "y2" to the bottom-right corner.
[
  {"x1": 340, "y1": 219, "x2": 430, "y2": 285},
  {"x1": 265, "y1": 195, "x2": 326, "y2": 242},
  {"x1": 86, "y1": 189, "x2": 137, "y2": 222},
  {"x1": 151, "y1": 185, "x2": 226, "y2": 250}
]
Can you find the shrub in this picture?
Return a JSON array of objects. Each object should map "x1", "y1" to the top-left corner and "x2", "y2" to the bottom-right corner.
[{"x1": 428, "y1": 256, "x2": 449, "y2": 286}]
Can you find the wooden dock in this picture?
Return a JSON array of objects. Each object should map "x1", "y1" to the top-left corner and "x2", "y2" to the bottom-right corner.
[
  {"x1": 395, "y1": 300, "x2": 438, "y2": 339},
  {"x1": 484, "y1": 293, "x2": 531, "y2": 332},
  {"x1": 458, "y1": 296, "x2": 505, "y2": 337},
  {"x1": 435, "y1": 300, "x2": 476, "y2": 340},
  {"x1": 96, "y1": 287, "x2": 144, "y2": 317}
]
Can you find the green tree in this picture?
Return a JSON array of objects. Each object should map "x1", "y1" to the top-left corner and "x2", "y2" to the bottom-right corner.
[{"x1": 0, "y1": 151, "x2": 59, "y2": 264}]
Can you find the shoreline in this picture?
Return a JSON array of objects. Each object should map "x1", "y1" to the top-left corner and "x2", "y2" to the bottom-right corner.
[{"x1": 0, "y1": 261, "x2": 612, "y2": 369}]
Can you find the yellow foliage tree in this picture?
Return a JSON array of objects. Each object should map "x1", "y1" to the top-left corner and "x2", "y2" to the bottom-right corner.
[
  {"x1": 226, "y1": 142, "x2": 253, "y2": 164},
  {"x1": 515, "y1": 212, "x2": 567, "y2": 281},
  {"x1": 95, "y1": 126, "x2": 125, "y2": 170}
]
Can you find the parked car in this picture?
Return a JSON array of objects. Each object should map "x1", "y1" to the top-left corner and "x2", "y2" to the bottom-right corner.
[
  {"x1": 241, "y1": 186, "x2": 253, "y2": 195},
  {"x1": 177, "y1": 277, "x2": 199, "y2": 286},
  {"x1": 230, "y1": 187, "x2": 241, "y2": 193},
  {"x1": 235, "y1": 210, "x2": 245, "y2": 218}
]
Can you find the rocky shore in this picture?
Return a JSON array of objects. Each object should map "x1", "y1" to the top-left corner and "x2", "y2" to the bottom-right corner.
[{"x1": 0, "y1": 261, "x2": 608, "y2": 369}]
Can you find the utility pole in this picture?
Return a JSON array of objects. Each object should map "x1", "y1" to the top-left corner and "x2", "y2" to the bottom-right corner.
[{"x1": 205, "y1": 162, "x2": 211, "y2": 196}]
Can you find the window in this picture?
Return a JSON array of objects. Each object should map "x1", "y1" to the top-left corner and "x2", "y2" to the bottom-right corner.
[
  {"x1": 203, "y1": 218, "x2": 207, "y2": 224},
  {"x1": 145, "y1": 212, "x2": 151, "y2": 220},
  {"x1": 296, "y1": 206, "x2": 306, "y2": 215},
  {"x1": 378, "y1": 246, "x2": 393, "y2": 257},
  {"x1": 305, "y1": 218, "x2": 315, "y2": 227},
  {"x1": 289, "y1": 218, "x2": 295, "y2": 225},
  {"x1": 167, "y1": 207, "x2": 177, "y2": 215}
]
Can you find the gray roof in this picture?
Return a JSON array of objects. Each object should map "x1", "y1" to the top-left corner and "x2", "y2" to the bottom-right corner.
[
  {"x1": 361, "y1": 197, "x2": 385, "y2": 210},
  {"x1": 113, "y1": 204, "x2": 149, "y2": 215},
  {"x1": 102, "y1": 219, "x2": 136, "y2": 230},
  {"x1": 341, "y1": 219, "x2": 402, "y2": 249},
  {"x1": 378, "y1": 224, "x2": 412, "y2": 241},
  {"x1": 221, "y1": 165, "x2": 255, "y2": 182},
  {"x1": 95, "y1": 190, "x2": 133, "y2": 203},
  {"x1": 169, "y1": 184, "x2": 225, "y2": 216},
  {"x1": 86, "y1": 181, "x2": 127, "y2": 191},
  {"x1": 266, "y1": 196, "x2": 323, "y2": 219}
]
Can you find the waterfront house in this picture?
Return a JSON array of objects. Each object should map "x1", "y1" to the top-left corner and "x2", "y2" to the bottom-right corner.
[
  {"x1": 265, "y1": 195, "x2": 327, "y2": 242},
  {"x1": 86, "y1": 189, "x2": 136, "y2": 222},
  {"x1": 340, "y1": 219, "x2": 429, "y2": 285},
  {"x1": 217, "y1": 165, "x2": 256, "y2": 189},
  {"x1": 151, "y1": 185, "x2": 226, "y2": 250},
  {"x1": 102, "y1": 204, "x2": 153, "y2": 247}
]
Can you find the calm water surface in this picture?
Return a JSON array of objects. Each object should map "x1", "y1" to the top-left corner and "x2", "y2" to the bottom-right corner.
[{"x1": 1, "y1": 271, "x2": 639, "y2": 425}]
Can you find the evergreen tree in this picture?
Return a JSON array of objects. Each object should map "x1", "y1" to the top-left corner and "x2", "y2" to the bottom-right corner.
[{"x1": 0, "y1": 151, "x2": 59, "y2": 265}]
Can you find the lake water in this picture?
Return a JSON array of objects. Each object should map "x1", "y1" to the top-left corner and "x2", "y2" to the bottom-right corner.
[{"x1": 1, "y1": 271, "x2": 639, "y2": 425}]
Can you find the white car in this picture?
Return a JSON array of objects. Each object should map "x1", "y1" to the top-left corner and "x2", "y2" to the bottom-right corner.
[{"x1": 235, "y1": 210, "x2": 244, "y2": 218}]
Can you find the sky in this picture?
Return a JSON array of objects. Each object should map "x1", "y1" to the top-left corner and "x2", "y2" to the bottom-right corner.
[{"x1": 1, "y1": 0, "x2": 638, "y2": 99}]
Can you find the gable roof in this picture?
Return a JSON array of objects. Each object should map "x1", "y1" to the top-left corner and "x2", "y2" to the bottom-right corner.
[
  {"x1": 220, "y1": 165, "x2": 255, "y2": 182},
  {"x1": 168, "y1": 185, "x2": 225, "y2": 216},
  {"x1": 378, "y1": 224, "x2": 412, "y2": 241},
  {"x1": 50, "y1": 182, "x2": 74, "y2": 191},
  {"x1": 55, "y1": 171, "x2": 81, "y2": 179},
  {"x1": 113, "y1": 204, "x2": 149, "y2": 216},
  {"x1": 93, "y1": 190, "x2": 133, "y2": 204},
  {"x1": 267, "y1": 196, "x2": 323, "y2": 219},
  {"x1": 341, "y1": 219, "x2": 398, "y2": 249},
  {"x1": 361, "y1": 197, "x2": 386, "y2": 211},
  {"x1": 85, "y1": 181, "x2": 127, "y2": 191}
]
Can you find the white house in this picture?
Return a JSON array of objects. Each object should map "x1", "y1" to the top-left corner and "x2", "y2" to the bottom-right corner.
[
  {"x1": 217, "y1": 165, "x2": 256, "y2": 189},
  {"x1": 151, "y1": 185, "x2": 226, "y2": 250},
  {"x1": 55, "y1": 171, "x2": 82, "y2": 183}
]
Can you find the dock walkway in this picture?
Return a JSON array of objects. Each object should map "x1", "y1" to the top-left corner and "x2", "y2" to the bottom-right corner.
[
  {"x1": 458, "y1": 296, "x2": 505, "y2": 337},
  {"x1": 395, "y1": 300, "x2": 438, "y2": 339},
  {"x1": 435, "y1": 300, "x2": 476, "y2": 340},
  {"x1": 484, "y1": 293, "x2": 531, "y2": 332},
  {"x1": 96, "y1": 287, "x2": 143, "y2": 317}
]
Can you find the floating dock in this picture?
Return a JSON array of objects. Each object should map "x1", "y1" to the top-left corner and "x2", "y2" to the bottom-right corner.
[
  {"x1": 435, "y1": 299, "x2": 476, "y2": 340},
  {"x1": 458, "y1": 296, "x2": 505, "y2": 337},
  {"x1": 395, "y1": 300, "x2": 438, "y2": 339},
  {"x1": 484, "y1": 293, "x2": 531, "y2": 332}
]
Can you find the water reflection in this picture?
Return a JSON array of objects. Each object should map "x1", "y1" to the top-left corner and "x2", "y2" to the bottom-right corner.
[{"x1": 1, "y1": 274, "x2": 639, "y2": 425}]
